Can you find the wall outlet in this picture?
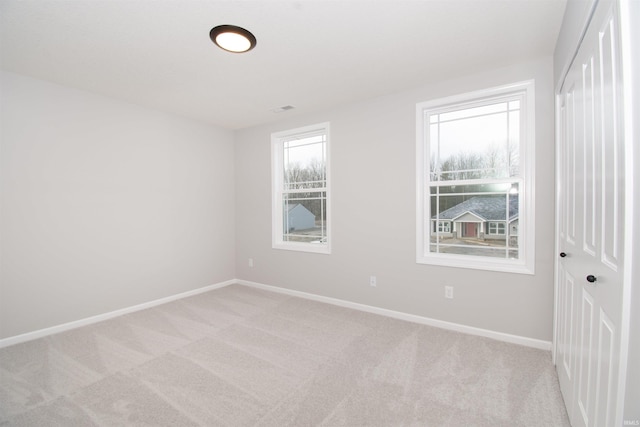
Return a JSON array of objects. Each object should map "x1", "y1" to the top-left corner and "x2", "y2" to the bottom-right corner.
[
  {"x1": 370, "y1": 276, "x2": 377, "y2": 287},
  {"x1": 248, "y1": 258, "x2": 254, "y2": 268},
  {"x1": 445, "y1": 285, "x2": 454, "y2": 299}
]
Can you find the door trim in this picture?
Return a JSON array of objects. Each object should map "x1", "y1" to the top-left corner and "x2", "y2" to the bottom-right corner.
[{"x1": 615, "y1": 0, "x2": 638, "y2": 421}]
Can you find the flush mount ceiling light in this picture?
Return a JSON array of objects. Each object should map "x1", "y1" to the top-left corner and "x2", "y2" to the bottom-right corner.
[{"x1": 209, "y1": 25, "x2": 256, "y2": 53}]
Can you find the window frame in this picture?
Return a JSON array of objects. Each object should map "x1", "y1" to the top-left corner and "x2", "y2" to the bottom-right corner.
[
  {"x1": 271, "y1": 122, "x2": 331, "y2": 254},
  {"x1": 416, "y1": 81, "x2": 535, "y2": 274}
]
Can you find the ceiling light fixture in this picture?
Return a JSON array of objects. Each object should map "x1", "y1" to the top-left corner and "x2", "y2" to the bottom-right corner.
[{"x1": 209, "y1": 25, "x2": 256, "y2": 53}]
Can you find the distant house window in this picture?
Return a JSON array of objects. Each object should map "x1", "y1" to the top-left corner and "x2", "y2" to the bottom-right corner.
[
  {"x1": 488, "y1": 222, "x2": 506, "y2": 235},
  {"x1": 272, "y1": 123, "x2": 330, "y2": 253},
  {"x1": 435, "y1": 220, "x2": 451, "y2": 233},
  {"x1": 416, "y1": 81, "x2": 535, "y2": 274}
]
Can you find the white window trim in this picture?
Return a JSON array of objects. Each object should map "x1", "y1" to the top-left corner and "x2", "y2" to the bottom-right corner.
[
  {"x1": 271, "y1": 122, "x2": 331, "y2": 254},
  {"x1": 416, "y1": 81, "x2": 535, "y2": 274}
]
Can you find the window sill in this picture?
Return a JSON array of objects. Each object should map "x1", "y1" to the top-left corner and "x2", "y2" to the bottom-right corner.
[
  {"x1": 273, "y1": 242, "x2": 331, "y2": 254},
  {"x1": 416, "y1": 254, "x2": 534, "y2": 275}
]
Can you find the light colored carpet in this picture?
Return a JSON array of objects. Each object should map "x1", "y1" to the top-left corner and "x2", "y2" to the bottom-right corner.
[{"x1": 0, "y1": 284, "x2": 570, "y2": 426}]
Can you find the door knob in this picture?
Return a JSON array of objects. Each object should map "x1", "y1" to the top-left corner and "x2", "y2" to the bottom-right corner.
[
  {"x1": 586, "y1": 275, "x2": 597, "y2": 283},
  {"x1": 560, "y1": 252, "x2": 567, "y2": 257}
]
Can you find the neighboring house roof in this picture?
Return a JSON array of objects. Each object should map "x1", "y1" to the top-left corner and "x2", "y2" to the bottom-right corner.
[
  {"x1": 433, "y1": 196, "x2": 518, "y2": 222},
  {"x1": 286, "y1": 203, "x2": 314, "y2": 216}
]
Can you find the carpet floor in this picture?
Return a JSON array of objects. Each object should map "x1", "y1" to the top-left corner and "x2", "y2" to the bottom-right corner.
[{"x1": 0, "y1": 284, "x2": 570, "y2": 426}]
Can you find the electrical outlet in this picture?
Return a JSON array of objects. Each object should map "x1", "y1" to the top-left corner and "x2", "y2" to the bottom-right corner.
[
  {"x1": 370, "y1": 276, "x2": 377, "y2": 287},
  {"x1": 248, "y1": 258, "x2": 254, "y2": 268},
  {"x1": 445, "y1": 285, "x2": 454, "y2": 299}
]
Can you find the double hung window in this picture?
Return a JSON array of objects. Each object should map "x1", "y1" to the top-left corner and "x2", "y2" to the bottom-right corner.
[
  {"x1": 416, "y1": 81, "x2": 535, "y2": 274},
  {"x1": 272, "y1": 123, "x2": 330, "y2": 254}
]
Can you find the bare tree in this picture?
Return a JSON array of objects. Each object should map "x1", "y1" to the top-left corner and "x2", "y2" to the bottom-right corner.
[
  {"x1": 508, "y1": 140, "x2": 520, "y2": 177},
  {"x1": 284, "y1": 161, "x2": 327, "y2": 220},
  {"x1": 482, "y1": 143, "x2": 508, "y2": 178},
  {"x1": 435, "y1": 141, "x2": 516, "y2": 181},
  {"x1": 439, "y1": 151, "x2": 483, "y2": 180}
]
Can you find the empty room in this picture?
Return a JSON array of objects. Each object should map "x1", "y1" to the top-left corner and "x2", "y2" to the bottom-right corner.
[{"x1": 1, "y1": 0, "x2": 638, "y2": 426}]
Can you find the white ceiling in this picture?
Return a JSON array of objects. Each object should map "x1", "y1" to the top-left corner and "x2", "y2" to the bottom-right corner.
[{"x1": 0, "y1": 0, "x2": 567, "y2": 130}]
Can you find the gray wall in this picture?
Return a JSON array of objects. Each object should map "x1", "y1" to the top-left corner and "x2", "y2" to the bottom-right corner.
[
  {"x1": 0, "y1": 71, "x2": 236, "y2": 339},
  {"x1": 235, "y1": 57, "x2": 556, "y2": 342}
]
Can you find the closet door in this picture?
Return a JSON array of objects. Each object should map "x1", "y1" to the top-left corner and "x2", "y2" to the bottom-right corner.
[{"x1": 555, "y1": 1, "x2": 626, "y2": 426}]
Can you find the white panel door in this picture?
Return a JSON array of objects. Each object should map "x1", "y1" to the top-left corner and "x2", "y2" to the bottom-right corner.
[{"x1": 556, "y1": 1, "x2": 626, "y2": 426}]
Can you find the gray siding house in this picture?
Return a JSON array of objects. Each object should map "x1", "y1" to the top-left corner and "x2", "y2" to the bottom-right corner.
[
  {"x1": 285, "y1": 203, "x2": 316, "y2": 231},
  {"x1": 432, "y1": 196, "x2": 518, "y2": 241}
]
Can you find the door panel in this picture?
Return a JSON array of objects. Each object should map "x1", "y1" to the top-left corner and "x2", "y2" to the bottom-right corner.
[
  {"x1": 577, "y1": 290, "x2": 594, "y2": 425},
  {"x1": 565, "y1": 87, "x2": 577, "y2": 247},
  {"x1": 583, "y1": 55, "x2": 597, "y2": 257},
  {"x1": 555, "y1": 1, "x2": 625, "y2": 426},
  {"x1": 595, "y1": 311, "x2": 615, "y2": 427},
  {"x1": 599, "y1": 15, "x2": 624, "y2": 271},
  {"x1": 562, "y1": 271, "x2": 576, "y2": 381}
]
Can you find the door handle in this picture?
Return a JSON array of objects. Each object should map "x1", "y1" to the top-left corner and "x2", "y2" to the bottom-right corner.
[
  {"x1": 586, "y1": 275, "x2": 597, "y2": 283},
  {"x1": 560, "y1": 252, "x2": 567, "y2": 257}
]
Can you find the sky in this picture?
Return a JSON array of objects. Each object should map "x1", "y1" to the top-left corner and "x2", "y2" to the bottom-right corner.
[
  {"x1": 284, "y1": 134, "x2": 325, "y2": 169},
  {"x1": 430, "y1": 100, "x2": 520, "y2": 168}
]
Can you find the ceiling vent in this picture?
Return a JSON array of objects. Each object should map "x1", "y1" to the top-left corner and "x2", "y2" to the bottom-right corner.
[{"x1": 272, "y1": 105, "x2": 295, "y2": 113}]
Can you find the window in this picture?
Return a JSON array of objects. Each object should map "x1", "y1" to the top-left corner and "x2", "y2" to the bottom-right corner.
[
  {"x1": 416, "y1": 81, "x2": 535, "y2": 274},
  {"x1": 488, "y1": 222, "x2": 506, "y2": 235},
  {"x1": 272, "y1": 123, "x2": 330, "y2": 253},
  {"x1": 435, "y1": 220, "x2": 451, "y2": 233}
]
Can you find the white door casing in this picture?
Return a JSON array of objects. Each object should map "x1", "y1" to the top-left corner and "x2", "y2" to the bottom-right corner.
[{"x1": 555, "y1": 1, "x2": 628, "y2": 426}]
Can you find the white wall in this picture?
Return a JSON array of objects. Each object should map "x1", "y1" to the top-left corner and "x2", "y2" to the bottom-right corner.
[
  {"x1": 0, "y1": 71, "x2": 236, "y2": 339},
  {"x1": 235, "y1": 57, "x2": 556, "y2": 342}
]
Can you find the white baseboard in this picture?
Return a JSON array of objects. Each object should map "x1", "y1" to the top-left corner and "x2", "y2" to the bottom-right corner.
[
  {"x1": 0, "y1": 279, "x2": 236, "y2": 349},
  {"x1": 237, "y1": 279, "x2": 552, "y2": 351},
  {"x1": 1, "y1": 278, "x2": 551, "y2": 352}
]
